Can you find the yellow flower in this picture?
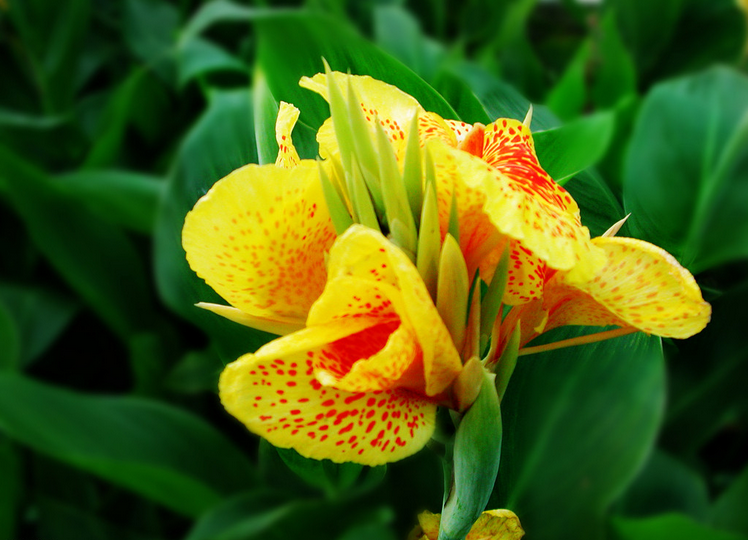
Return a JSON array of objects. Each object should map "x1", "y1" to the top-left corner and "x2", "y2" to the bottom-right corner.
[
  {"x1": 220, "y1": 225, "x2": 463, "y2": 465},
  {"x1": 409, "y1": 509, "x2": 524, "y2": 540},
  {"x1": 499, "y1": 234, "x2": 711, "y2": 357},
  {"x1": 182, "y1": 102, "x2": 337, "y2": 336},
  {"x1": 300, "y1": 72, "x2": 605, "y2": 305}
]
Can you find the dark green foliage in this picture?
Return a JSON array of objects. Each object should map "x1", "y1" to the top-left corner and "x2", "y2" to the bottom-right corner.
[{"x1": 0, "y1": 0, "x2": 746, "y2": 538}]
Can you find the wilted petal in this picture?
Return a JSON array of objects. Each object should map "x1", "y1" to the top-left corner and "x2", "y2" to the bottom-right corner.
[{"x1": 410, "y1": 509, "x2": 524, "y2": 540}]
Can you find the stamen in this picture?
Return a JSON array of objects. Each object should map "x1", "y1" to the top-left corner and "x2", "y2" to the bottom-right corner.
[{"x1": 517, "y1": 327, "x2": 638, "y2": 356}]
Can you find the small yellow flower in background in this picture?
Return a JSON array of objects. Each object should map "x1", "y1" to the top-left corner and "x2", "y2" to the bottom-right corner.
[{"x1": 409, "y1": 509, "x2": 524, "y2": 540}]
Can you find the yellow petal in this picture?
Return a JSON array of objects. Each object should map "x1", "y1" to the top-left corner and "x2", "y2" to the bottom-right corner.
[
  {"x1": 314, "y1": 225, "x2": 463, "y2": 396},
  {"x1": 182, "y1": 160, "x2": 336, "y2": 324},
  {"x1": 301, "y1": 72, "x2": 419, "y2": 159},
  {"x1": 445, "y1": 119, "x2": 474, "y2": 145},
  {"x1": 219, "y1": 333, "x2": 436, "y2": 466},
  {"x1": 480, "y1": 119, "x2": 605, "y2": 281},
  {"x1": 411, "y1": 509, "x2": 524, "y2": 540},
  {"x1": 546, "y1": 236, "x2": 711, "y2": 338},
  {"x1": 274, "y1": 101, "x2": 301, "y2": 168},
  {"x1": 196, "y1": 302, "x2": 304, "y2": 335}
]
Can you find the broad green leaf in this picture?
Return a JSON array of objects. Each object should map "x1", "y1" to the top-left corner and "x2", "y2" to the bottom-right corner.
[
  {"x1": 0, "y1": 302, "x2": 19, "y2": 371},
  {"x1": 592, "y1": 12, "x2": 638, "y2": 110},
  {"x1": 154, "y1": 88, "x2": 271, "y2": 361},
  {"x1": 432, "y1": 71, "x2": 491, "y2": 125},
  {"x1": 491, "y1": 329, "x2": 666, "y2": 540},
  {"x1": 623, "y1": 67, "x2": 748, "y2": 273},
  {"x1": 164, "y1": 350, "x2": 221, "y2": 395},
  {"x1": 373, "y1": 5, "x2": 445, "y2": 83},
  {"x1": 440, "y1": 372, "x2": 502, "y2": 540},
  {"x1": 184, "y1": 490, "x2": 296, "y2": 540},
  {"x1": 564, "y1": 169, "x2": 625, "y2": 237},
  {"x1": 6, "y1": 0, "x2": 91, "y2": 112},
  {"x1": 664, "y1": 282, "x2": 748, "y2": 456},
  {"x1": 179, "y1": 0, "x2": 258, "y2": 47},
  {"x1": 0, "y1": 146, "x2": 154, "y2": 340},
  {"x1": 534, "y1": 110, "x2": 616, "y2": 183},
  {"x1": 254, "y1": 10, "x2": 458, "y2": 129},
  {"x1": 0, "y1": 439, "x2": 20, "y2": 540},
  {"x1": 614, "y1": 450, "x2": 709, "y2": 520},
  {"x1": 177, "y1": 37, "x2": 247, "y2": 88},
  {"x1": 0, "y1": 373, "x2": 255, "y2": 517},
  {"x1": 123, "y1": 0, "x2": 179, "y2": 81},
  {"x1": 451, "y1": 62, "x2": 559, "y2": 130},
  {"x1": 612, "y1": 514, "x2": 748, "y2": 540},
  {"x1": 0, "y1": 284, "x2": 78, "y2": 368},
  {"x1": 56, "y1": 170, "x2": 164, "y2": 234},
  {"x1": 545, "y1": 40, "x2": 590, "y2": 121},
  {"x1": 711, "y1": 465, "x2": 748, "y2": 536}
]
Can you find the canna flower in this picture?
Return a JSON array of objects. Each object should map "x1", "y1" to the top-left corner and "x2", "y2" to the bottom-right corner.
[
  {"x1": 300, "y1": 72, "x2": 605, "y2": 305},
  {"x1": 409, "y1": 509, "x2": 524, "y2": 540},
  {"x1": 219, "y1": 225, "x2": 463, "y2": 465},
  {"x1": 498, "y1": 233, "x2": 711, "y2": 358}
]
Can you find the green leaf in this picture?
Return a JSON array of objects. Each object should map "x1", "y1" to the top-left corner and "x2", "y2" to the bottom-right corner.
[
  {"x1": 615, "y1": 450, "x2": 709, "y2": 521},
  {"x1": 0, "y1": 146, "x2": 154, "y2": 340},
  {"x1": 534, "y1": 110, "x2": 616, "y2": 184},
  {"x1": 184, "y1": 489, "x2": 296, "y2": 540},
  {"x1": 56, "y1": 170, "x2": 164, "y2": 234},
  {"x1": 545, "y1": 40, "x2": 591, "y2": 121},
  {"x1": 492, "y1": 329, "x2": 666, "y2": 540},
  {"x1": 565, "y1": 169, "x2": 625, "y2": 237},
  {"x1": 439, "y1": 372, "x2": 502, "y2": 540},
  {"x1": 0, "y1": 284, "x2": 78, "y2": 368},
  {"x1": 664, "y1": 281, "x2": 748, "y2": 456},
  {"x1": 612, "y1": 514, "x2": 748, "y2": 540},
  {"x1": 154, "y1": 88, "x2": 271, "y2": 361},
  {"x1": 373, "y1": 5, "x2": 445, "y2": 83},
  {"x1": 177, "y1": 37, "x2": 247, "y2": 88},
  {"x1": 623, "y1": 67, "x2": 748, "y2": 273},
  {"x1": 0, "y1": 439, "x2": 21, "y2": 540},
  {"x1": 123, "y1": 0, "x2": 179, "y2": 80},
  {"x1": 7, "y1": 0, "x2": 91, "y2": 112},
  {"x1": 0, "y1": 302, "x2": 20, "y2": 372},
  {"x1": 179, "y1": 0, "x2": 258, "y2": 47},
  {"x1": 451, "y1": 62, "x2": 559, "y2": 130},
  {"x1": 711, "y1": 464, "x2": 748, "y2": 536},
  {"x1": 255, "y1": 10, "x2": 458, "y2": 130},
  {"x1": 274, "y1": 447, "x2": 378, "y2": 499},
  {"x1": 0, "y1": 373, "x2": 255, "y2": 517}
]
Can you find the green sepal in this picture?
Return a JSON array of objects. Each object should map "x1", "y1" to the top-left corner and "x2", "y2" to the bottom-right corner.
[
  {"x1": 480, "y1": 248, "x2": 509, "y2": 354},
  {"x1": 438, "y1": 371, "x2": 503, "y2": 540},
  {"x1": 346, "y1": 78, "x2": 385, "y2": 213},
  {"x1": 494, "y1": 323, "x2": 520, "y2": 403},
  {"x1": 436, "y1": 234, "x2": 469, "y2": 354},
  {"x1": 448, "y1": 190, "x2": 460, "y2": 245},
  {"x1": 402, "y1": 111, "x2": 423, "y2": 225},
  {"x1": 323, "y1": 60, "x2": 354, "y2": 176},
  {"x1": 318, "y1": 161, "x2": 353, "y2": 235},
  {"x1": 416, "y1": 182, "x2": 441, "y2": 300},
  {"x1": 375, "y1": 120, "x2": 417, "y2": 255},
  {"x1": 349, "y1": 156, "x2": 381, "y2": 232}
]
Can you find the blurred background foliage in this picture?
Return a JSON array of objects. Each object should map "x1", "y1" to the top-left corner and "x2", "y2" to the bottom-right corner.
[{"x1": 0, "y1": 0, "x2": 747, "y2": 538}]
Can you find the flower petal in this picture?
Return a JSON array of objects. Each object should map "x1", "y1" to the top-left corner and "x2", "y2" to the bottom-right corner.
[
  {"x1": 196, "y1": 302, "x2": 304, "y2": 335},
  {"x1": 410, "y1": 509, "x2": 524, "y2": 540},
  {"x1": 480, "y1": 119, "x2": 604, "y2": 281},
  {"x1": 182, "y1": 161, "x2": 336, "y2": 324},
  {"x1": 313, "y1": 225, "x2": 463, "y2": 396},
  {"x1": 219, "y1": 337, "x2": 436, "y2": 466},
  {"x1": 274, "y1": 101, "x2": 301, "y2": 168},
  {"x1": 545, "y1": 236, "x2": 711, "y2": 338}
]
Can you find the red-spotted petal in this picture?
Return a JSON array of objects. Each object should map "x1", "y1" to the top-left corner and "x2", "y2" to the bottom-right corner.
[
  {"x1": 219, "y1": 340, "x2": 436, "y2": 466},
  {"x1": 480, "y1": 119, "x2": 604, "y2": 281},
  {"x1": 545, "y1": 236, "x2": 711, "y2": 338},
  {"x1": 275, "y1": 101, "x2": 301, "y2": 168},
  {"x1": 182, "y1": 161, "x2": 336, "y2": 325}
]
